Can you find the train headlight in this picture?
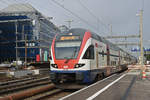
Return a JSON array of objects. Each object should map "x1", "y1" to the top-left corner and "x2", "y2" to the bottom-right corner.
[
  {"x1": 74, "y1": 63, "x2": 85, "y2": 68},
  {"x1": 51, "y1": 64, "x2": 58, "y2": 68},
  {"x1": 76, "y1": 64, "x2": 79, "y2": 68}
]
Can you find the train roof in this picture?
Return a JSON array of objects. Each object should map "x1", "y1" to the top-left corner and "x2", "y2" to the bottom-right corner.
[
  {"x1": 60, "y1": 28, "x2": 86, "y2": 37},
  {"x1": 60, "y1": 28, "x2": 120, "y2": 50},
  {"x1": 60, "y1": 28, "x2": 134, "y2": 57}
]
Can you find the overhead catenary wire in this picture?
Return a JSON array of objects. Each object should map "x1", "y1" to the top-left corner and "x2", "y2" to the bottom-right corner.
[
  {"x1": 77, "y1": 0, "x2": 110, "y2": 32},
  {"x1": 16, "y1": 0, "x2": 72, "y2": 26},
  {"x1": 15, "y1": 0, "x2": 103, "y2": 34},
  {"x1": 2, "y1": 0, "x2": 107, "y2": 35},
  {"x1": 0, "y1": 0, "x2": 58, "y2": 32},
  {"x1": 51, "y1": 0, "x2": 98, "y2": 31},
  {"x1": 2, "y1": 0, "x2": 104, "y2": 33},
  {"x1": 46, "y1": 0, "x2": 74, "y2": 22},
  {"x1": 0, "y1": 0, "x2": 54, "y2": 43},
  {"x1": 6, "y1": 0, "x2": 75, "y2": 27}
]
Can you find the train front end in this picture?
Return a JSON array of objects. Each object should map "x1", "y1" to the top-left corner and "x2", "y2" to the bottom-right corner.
[{"x1": 50, "y1": 29, "x2": 92, "y2": 87}]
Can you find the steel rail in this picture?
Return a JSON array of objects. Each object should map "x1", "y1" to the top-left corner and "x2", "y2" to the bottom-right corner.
[{"x1": 0, "y1": 84, "x2": 55, "y2": 100}]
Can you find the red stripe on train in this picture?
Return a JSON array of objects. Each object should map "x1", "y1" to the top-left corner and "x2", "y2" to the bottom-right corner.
[
  {"x1": 51, "y1": 31, "x2": 91, "y2": 69},
  {"x1": 76, "y1": 31, "x2": 91, "y2": 62}
]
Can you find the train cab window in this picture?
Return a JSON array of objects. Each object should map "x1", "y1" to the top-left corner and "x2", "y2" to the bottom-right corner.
[{"x1": 83, "y1": 45, "x2": 94, "y2": 59}]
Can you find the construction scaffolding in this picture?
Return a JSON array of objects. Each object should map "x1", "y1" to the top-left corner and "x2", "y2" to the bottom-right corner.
[{"x1": 0, "y1": 4, "x2": 60, "y2": 63}]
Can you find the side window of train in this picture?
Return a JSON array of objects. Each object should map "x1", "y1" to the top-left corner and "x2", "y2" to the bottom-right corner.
[{"x1": 83, "y1": 45, "x2": 94, "y2": 59}]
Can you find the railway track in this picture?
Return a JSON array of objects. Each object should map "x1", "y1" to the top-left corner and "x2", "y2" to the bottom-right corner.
[
  {"x1": 0, "y1": 70, "x2": 71, "y2": 100},
  {"x1": 25, "y1": 72, "x2": 127, "y2": 100},
  {"x1": 0, "y1": 75, "x2": 45, "y2": 85},
  {"x1": 0, "y1": 84, "x2": 56, "y2": 100},
  {"x1": 0, "y1": 75, "x2": 77, "y2": 100},
  {"x1": 0, "y1": 77, "x2": 50, "y2": 95},
  {"x1": 24, "y1": 88, "x2": 63, "y2": 100},
  {"x1": 0, "y1": 70, "x2": 127, "y2": 100},
  {"x1": 0, "y1": 75, "x2": 50, "y2": 97},
  {"x1": 0, "y1": 82, "x2": 74, "y2": 100},
  {"x1": 44, "y1": 90, "x2": 76, "y2": 100},
  {"x1": 24, "y1": 88, "x2": 76, "y2": 100},
  {"x1": 0, "y1": 75, "x2": 16, "y2": 82}
]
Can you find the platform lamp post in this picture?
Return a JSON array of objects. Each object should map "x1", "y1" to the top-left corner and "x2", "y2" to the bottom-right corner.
[
  {"x1": 137, "y1": 10, "x2": 145, "y2": 79},
  {"x1": 139, "y1": 10, "x2": 144, "y2": 67}
]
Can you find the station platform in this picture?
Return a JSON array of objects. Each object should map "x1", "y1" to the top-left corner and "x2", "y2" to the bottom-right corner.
[
  {"x1": 60, "y1": 65, "x2": 150, "y2": 100},
  {"x1": 0, "y1": 68, "x2": 49, "y2": 79}
]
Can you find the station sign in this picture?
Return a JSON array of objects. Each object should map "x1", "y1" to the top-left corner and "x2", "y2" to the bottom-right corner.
[
  {"x1": 131, "y1": 48, "x2": 150, "y2": 52},
  {"x1": 131, "y1": 48, "x2": 140, "y2": 52}
]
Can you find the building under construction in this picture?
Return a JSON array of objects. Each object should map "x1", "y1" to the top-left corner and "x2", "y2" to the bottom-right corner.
[{"x1": 0, "y1": 4, "x2": 60, "y2": 63}]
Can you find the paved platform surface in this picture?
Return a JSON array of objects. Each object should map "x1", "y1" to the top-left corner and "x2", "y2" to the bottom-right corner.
[{"x1": 60, "y1": 71, "x2": 150, "y2": 100}]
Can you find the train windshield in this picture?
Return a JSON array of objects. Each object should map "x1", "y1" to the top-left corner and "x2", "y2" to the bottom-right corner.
[{"x1": 55, "y1": 41, "x2": 81, "y2": 59}]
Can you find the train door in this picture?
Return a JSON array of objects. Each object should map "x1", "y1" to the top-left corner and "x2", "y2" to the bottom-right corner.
[
  {"x1": 107, "y1": 45, "x2": 110, "y2": 66},
  {"x1": 118, "y1": 51, "x2": 121, "y2": 66},
  {"x1": 106, "y1": 45, "x2": 111, "y2": 75},
  {"x1": 95, "y1": 42, "x2": 101, "y2": 68},
  {"x1": 99, "y1": 43, "x2": 105, "y2": 67},
  {"x1": 90, "y1": 45, "x2": 95, "y2": 69},
  {"x1": 82, "y1": 45, "x2": 95, "y2": 69},
  {"x1": 96, "y1": 50, "x2": 98, "y2": 68}
]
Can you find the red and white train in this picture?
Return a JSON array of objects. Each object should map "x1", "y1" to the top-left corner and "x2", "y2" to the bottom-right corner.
[{"x1": 50, "y1": 28, "x2": 136, "y2": 88}]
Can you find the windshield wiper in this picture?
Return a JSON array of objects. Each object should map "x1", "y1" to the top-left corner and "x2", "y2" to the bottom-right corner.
[{"x1": 64, "y1": 57, "x2": 72, "y2": 63}]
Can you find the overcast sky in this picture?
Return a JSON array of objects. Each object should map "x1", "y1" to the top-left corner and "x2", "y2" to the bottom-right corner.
[{"x1": 0, "y1": 0, "x2": 150, "y2": 52}]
